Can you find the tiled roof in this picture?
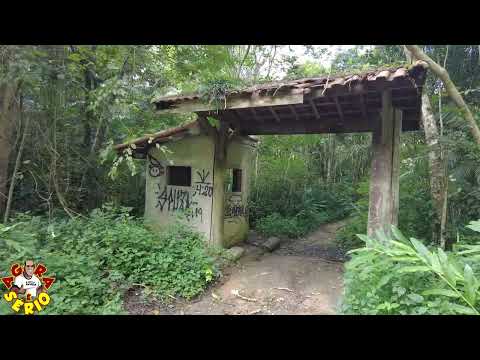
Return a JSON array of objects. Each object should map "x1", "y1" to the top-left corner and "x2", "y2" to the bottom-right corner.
[{"x1": 152, "y1": 61, "x2": 428, "y2": 107}]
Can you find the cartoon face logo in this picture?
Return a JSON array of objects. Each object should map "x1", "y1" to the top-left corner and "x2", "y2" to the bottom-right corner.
[
  {"x1": 149, "y1": 164, "x2": 164, "y2": 177},
  {"x1": 148, "y1": 154, "x2": 165, "y2": 177},
  {"x1": 2, "y1": 260, "x2": 55, "y2": 315}
]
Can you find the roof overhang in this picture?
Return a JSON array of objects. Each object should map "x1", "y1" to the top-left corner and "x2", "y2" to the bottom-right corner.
[{"x1": 151, "y1": 61, "x2": 428, "y2": 136}]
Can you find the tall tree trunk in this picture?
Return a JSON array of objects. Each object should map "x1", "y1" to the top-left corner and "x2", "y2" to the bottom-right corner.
[
  {"x1": 0, "y1": 82, "x2": 20, "y2": 217},
  {"x1": 78, "y1": 45, "x2": 102, "y2": 210},
  {"x1": 421, "y1": 91, "x2": 447, "y2": 246},
  {"x1": 4, "y1": 96, "x2": 29, "y2": 223},
  {"x1": 326, "y1": 135, "x2": 334, "y2": 185},
  {"x1": 404, "y1": 46, "x2": 448, "y2": 247}
]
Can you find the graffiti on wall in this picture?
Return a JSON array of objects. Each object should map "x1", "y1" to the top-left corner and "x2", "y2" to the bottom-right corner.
[
  {"x1": 155, "y1": 185, "x2": 194, "y2": 212},
  {"x1": 225, "y1": 194, "x2": 248, "y2": 220},
  {"x1": 154, "y1": 168, "x2": 215, "y2": 223},
  {"x1": 193, "y1": 169, "x2": 213, "y2": 198},
  {"x1": 148, "y1": 154, "x2": 165, "y2": 177},
  {"x1": 153, "y1": 165, "x2": 249, "y2": 225}
]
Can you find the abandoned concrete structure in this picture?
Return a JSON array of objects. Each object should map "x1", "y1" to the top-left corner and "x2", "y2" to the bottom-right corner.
[
  {"x1": 116, "y1": 60, "x2": 428, "y2": 248},
  {"x1": 115, "y1": 121, "x2": 257, "y2": 247}
]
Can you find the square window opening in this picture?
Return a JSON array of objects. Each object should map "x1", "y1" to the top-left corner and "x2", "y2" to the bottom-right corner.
[
  {"x1": 231, "y1": 168, "x2": 242, "y2": 192},
  {"x1": 167, "y1": 166, "x2": 191, "y2": 187}
]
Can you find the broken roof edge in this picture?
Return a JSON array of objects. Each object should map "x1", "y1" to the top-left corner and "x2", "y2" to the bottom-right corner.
[
  {"x1": 114, "y1": 120, "x2": 258, "y2": 154},
  {"x1": 151, "y1": 60, "x2": 429, "y2": 112},
  {"x1": 114, "y1": 121, "x2": 198, "y2": 153}
]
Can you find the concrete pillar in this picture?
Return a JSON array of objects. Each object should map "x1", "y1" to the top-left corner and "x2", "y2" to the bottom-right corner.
[
  {"x1": 367, "y1": 90, "x2": 402, "y2": 240},
  {"x1": 210, "y1": 123, "x2": 228, "y2": 247}
]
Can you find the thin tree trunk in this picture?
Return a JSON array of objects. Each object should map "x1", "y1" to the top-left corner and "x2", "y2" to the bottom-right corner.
[
  {"x1": 440, "y1": 154, "x2": 448, "y2": 249},
  {"x1": 326, "y1": 134, "x2": 336, "y2": 186},
  {"x1": 404, "y1": 46, "x2": 447, "y2": 247},
  {"x1": 50, "y1": 103, "x2": 81, "y2": 219},
  {"x1": 265, "y1": 45, "x2": 277, "y2": 79},
  {"x1": 4, "y1": 97, "x2": 29, "y2": 223},
  {"x1": 405, "y1": 45, "x2": 480, "y2": 147},
  {"x1": 0, "y1": 82, "x2": 20, "y2": 217},
  {"x1": 421, "y1": 91, "x2": 447, "y2": 246},
  {"x1": 237, "y1": 45, "x2": 251, "y2": 79},
  {"x1": 438, "y1": 46, "x2": 449, "y2": 249}
]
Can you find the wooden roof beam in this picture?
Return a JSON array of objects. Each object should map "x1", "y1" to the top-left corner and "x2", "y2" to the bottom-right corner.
[
  {"x1": 359, "y1": 94, "x2": 368, "y2": 122},
  {"x1": 269, "y1": 107, "x2": 281, "y2": 123},
  {"x1": 250, "y1": 108, "x2": 263, "y2": 123},
  {"x1": 309, "y1": 99, "x2": 321, "y2": 120},
  {"x1": 155, "y1": 91, "x2": 304, "y2": 115},
  {"x1": 334, "y1": 97, "x2": 345, "y2": 125},
  {"x1": 288, "y1": 105, "x2": 300, "y2": 121},
  {"x1": 306, "y1": 85, "x2": 421, "y2": 101},
  {"x1": 224, "y1": 110, "x2": 242, "y2": 132}
]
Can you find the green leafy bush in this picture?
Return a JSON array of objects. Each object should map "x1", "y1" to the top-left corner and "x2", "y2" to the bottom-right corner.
[
  {"x1": 0, "y1": 205, "x2": 218, "y2": 315},
  {"x1": 335, "y1": 181, "x2": 369, "y2": 250},
  {"x1": 336, "y1": 173, "x2": 435, "y2": 252},
  {"x1": 255, "y1": 210, "x2": 330, "y2": 238},
  {"x1": 341, "y1": 221, "x2": 480, "y2": 315},
  {"x1": 256, "y1": 213, "x2": 299, "y2": 238},
  {"x1": 251, "y1": 182, "x2": 354, "y2": 238}
]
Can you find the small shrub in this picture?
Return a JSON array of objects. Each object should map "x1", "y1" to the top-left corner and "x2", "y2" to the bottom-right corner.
[
  {"x1": 251, "y1": 181, "x2": 355, "y2": 239},
  {"x1": 256, "y1": 213, "x2": 302, "y2": 238},
  {"x1": 336, "y1": 215, "x2": 367, "y2": 251}
]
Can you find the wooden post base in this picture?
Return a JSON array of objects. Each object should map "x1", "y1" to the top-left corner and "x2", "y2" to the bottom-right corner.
[{"x1": 367, "y1": 90, "x2": 402, "y2": 240}]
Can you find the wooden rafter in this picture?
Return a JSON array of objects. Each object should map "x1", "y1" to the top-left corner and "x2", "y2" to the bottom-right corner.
[
  {"x1": 250, "y1": 107, "x2": 264, "y2": 123},
  {"x1": 249, "y1": 108, "x2": 382, "y2": 122},
  {"x1": 307, "y1": 85, "x2": 421, "y2": 101},
  {"x1": 224, "y1": 110, "x2": 242, "y2": 132},
  {"x1": 288, "y1": 105, "x2": 300, "y2": 121},
  {"x1": 234, "y1": 117, "x2": 419, "y2": 135},
  {"x1": 155, "y1": 92, "x2": 304, "y2": 115},
  {"x1": 309, "y1": 99, "x2": 320, "y2": 120},
  {"x1": 359, "y1": 94, "x2": 368, "y2": 122},
  {"x1": 269, "y1": 107, "x2": 281, "y2": 123},
  {"x1": 285, "y1": 95, "x2": 417, "y2": 111},
  {"x1": 334, "y1": 97, "x2": 344, "y2": 124}
]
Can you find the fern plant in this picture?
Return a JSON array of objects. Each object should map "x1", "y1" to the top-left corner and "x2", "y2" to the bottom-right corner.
[{"x1": 343, "y1": 221, "x2": 480, "y2": 315}]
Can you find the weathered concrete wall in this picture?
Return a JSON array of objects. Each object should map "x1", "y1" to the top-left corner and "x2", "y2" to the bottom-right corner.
[
  {"x1": 223, "y1": 136, "x2": 257, "y2": 248},
  {"x1": 144, "y1": 133, "x2": 215, "y2": 242},
  {"x1": 144, "y1": 128, "x2": 256, "y2": 248}
]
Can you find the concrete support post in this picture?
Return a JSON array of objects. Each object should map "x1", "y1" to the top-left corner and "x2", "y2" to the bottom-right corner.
[
  {"x1": 367, "y1": 90, "x2": 402, "y2": 240},
  {"x1": 210, "y1": 122, "x2": 228, "y2": 247}
]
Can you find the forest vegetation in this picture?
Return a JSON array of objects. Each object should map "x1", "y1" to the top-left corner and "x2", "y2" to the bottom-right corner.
[{"x1": 1, "y1": 45, "x2": 479, "y2": 315}]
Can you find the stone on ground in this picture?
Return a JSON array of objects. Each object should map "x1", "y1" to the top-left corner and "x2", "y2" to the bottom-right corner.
[
  {"x1": 226, "y1": 246, "x2": 245, "y2": 261},
  {"x1": 262, "y1": 237, "x2": 282, "y2": 252}
]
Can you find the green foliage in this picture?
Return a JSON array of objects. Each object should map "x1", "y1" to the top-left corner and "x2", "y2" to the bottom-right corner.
[
  {"x1": 330, "y1": 45, "x2": 405, "y2": 74},
  {"x1": 249, "y1": 133, "x2": 360, "y2": 238},
  {"x1": 335, "y1": 181, "x2": 369, "y2": 250},
  {"x1": 467, "y1": 220, "x2": 480, "y2": 233},
  {"x1": 336, "y1": 135, "x2": 436, "y2": 251},
  {"x1": 341, "y1": 222, "x2": 480, "y2": 315},
  {"x1": 285, "y1": 61, "x2": 329, "y2": 79},
  {"x1": 255, "y1": 211, "x2": 330, "y2": 238},
  {"x1": 0, "y1": 205, "x2": 218, "y2": 315},
  {"x1": 198, "y1": 79, "x2": 239, "y2": 111},
  {"x1": 251, "y1": 181, "x2": 354, "y2": 238}
]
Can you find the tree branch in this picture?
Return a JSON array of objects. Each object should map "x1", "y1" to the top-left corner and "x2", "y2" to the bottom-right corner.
[{"x1": 404, "y1": 45, "x2": 480, "y2": 147}]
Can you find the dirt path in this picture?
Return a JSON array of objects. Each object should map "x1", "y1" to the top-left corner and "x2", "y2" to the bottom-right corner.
[{"x1": 125, "y1": 221, "x2": 346, "y2": 315}]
